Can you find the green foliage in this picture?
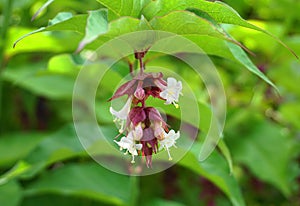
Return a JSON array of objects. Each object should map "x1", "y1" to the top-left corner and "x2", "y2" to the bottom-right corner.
[{"x1": 0, "y1": 0, "x2": 299, "y2": 206}]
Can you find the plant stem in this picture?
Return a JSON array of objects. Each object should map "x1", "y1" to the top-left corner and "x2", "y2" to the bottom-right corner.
[
  {"x1": 139, "y1": 57, "x2": 144, "y2": 74},
  {"x1": 129, "y1": 176, "x2": 140, "y2": 206},
  {"x1": 0, "y1": 0, "x2": 14, "y2": 134}
]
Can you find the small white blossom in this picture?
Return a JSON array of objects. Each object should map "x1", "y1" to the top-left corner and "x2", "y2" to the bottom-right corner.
[
  {"x1": 131, "y1": 123, "x2": 143, "y2": 141},
  {"x1": 110, "y1": 96, "x2": 133, "y2": 133},
  {"x1": 114, "y1": 132, "x2": 142, "y2": 163},
  {"x1": 160, "y1": 77, "x2": 182, "y2": 108},
  {"x1": 159, "y1": 130, "x2": 180, "y2": 160}
]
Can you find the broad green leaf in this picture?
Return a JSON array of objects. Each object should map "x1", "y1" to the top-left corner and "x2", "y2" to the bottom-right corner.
[
  {"x1": 96, "y1": 0, "x2": 150, "y2": 18},
  {"x1": 77, "y1": 9, "x2": 108, "y2": 52},
  {"x1": 145, "y1": 199, "x2": 185, "y2": 206},
  {"x1": 226, "y1": 42, "x2": 277, "y2": 90},
  {"x1": 142, "y1": 0, "x2": 297, "y2": 58},
  {"x1": 149, "y1": 10, "x2": 275, "y2": 88},
  {"x1": 2, "y1": 63, "x2": 75, "y2": 99},
  {"x1": 0, "y1": 180, "x2": 22, "y2": 206},
  {"x1": 24, "y1": 162, "x2": 136, "y2": 205},
  {"x1": 227, "y1": 116, "x2": 299, "y2": 196},
  {"x1": 7, "y1": 27, "x2": 80, "y2": 56},
  {"x1": 182, "y1": 35, "x2": 235, "y2": 60},
  {"x1": 0, "y1": 124, "x2": 87, "y2": 182},
  {"x1": 149, "y1": 11, "x2": 239, "y2": 45},
  {"x1": 21, "y1": 194, "x2": 112, "y2": 206},
  {"x1": 179, "y1": 142, "x2": 245, "y2": 206},
  {"x1": 24, "y1": 124, "x2": 85, "y2": 166},
  {"x1": 47, "y1": 54, "x2": 80, "y2": 74},
  {"x1": 149, "y1": 9, "x2": 276, "y2": 89},
  {"x1": 13, "y1": 13, "x2": 87, "y2": 48},
  {"x1": 87, "y1": 16, "x2": 152, "y2": 49},
  {"x1": 0, "y1": 132, "x2": 45, "y2": 167}
]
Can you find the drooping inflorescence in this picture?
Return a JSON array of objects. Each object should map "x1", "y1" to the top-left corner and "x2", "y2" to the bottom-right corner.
[{"x1": 109, "y1": 50, "x2": 182, "y2": 167}]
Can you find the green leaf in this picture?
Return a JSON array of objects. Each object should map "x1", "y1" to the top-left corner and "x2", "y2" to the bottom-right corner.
[
  {"x1": 13, "y1": 13, "x2": 87, "y2": 48},
  {"x1": 226, "y1": 42, "x2": 277, "y2": 90},
  {"x1": 76, "y1": 9, "x2": 108, "y2": 52},
  {"x1": 2, "y1": 63, "x2": 76, "y2": 99},
  {"x1": 0, "y1": 132, "x2": 45, "y2": 167},
  {"x1": 228, "y1": 116, "x2": 299, "y2": 196},
  {"x1": 179, "y1": 142, "x2": 245, "y2": 206},
  {"x1": 24, "y1": 124, "x2": 85, "y2": 166},
  {"x1": 218, "y1": 139, "x2": 233, "y2": 175},
  {"x1": 31, "y1": 0, "x2": 55, "y2": 21},
  {"x1": 24, "y1": 162, "x2": 136, "y2": 205},
  {"x1": 142, "y1": 0, "x2": 297, "y2": 58},
  {"x1": 145, "y1": 199, "x2": 185, "y2": 206},
  {"x1": 0, "y1": 180, "x2": 22, "y2": 206},
  {"x1": 86, "y1": 16, "x2": 147, "y2": 49},
  {"x1": 47, "y1": 54, "x2": 80, "y2": 75},
  {"x1": 7, "y1": 26, "x2": 80, "y2": 56},
  {"x1": 149, "y1": 11, "x2": 238, "y2": 44},
  {"x1": 48, "y1": 12, "x2": 73, "y2": 25},
  {"x1": 96, "y1": 0, "x2": 150, "y2": 18},
  {"x1": 0, "y1": 161, "x2": 31, "y2": 185}
]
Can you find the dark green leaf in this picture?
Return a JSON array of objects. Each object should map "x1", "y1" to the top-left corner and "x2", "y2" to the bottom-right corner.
[
  {"x1": 0, "y1": 181, "x2": 22, "y2": 206},
  {"x1": 24, "y1": 162, "x2": 135, "y2": 205},
  {"x1": 179, "y1": 142, "x2": 245, "y2": 206},
  {"x1": 0, "y1": 133, "x2": 45, "y2": 167}
]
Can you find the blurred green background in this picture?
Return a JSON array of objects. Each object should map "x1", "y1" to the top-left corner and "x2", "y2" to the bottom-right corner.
[{"x1": 0, "y1": 0, "x2": 299, "y2": 205}]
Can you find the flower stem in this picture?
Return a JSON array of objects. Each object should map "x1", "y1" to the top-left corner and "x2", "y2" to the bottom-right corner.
[{"x1": 139, "y1": 57, "x2": 144, "y2": 74}]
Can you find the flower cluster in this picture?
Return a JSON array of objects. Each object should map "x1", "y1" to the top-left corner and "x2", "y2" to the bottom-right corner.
[{"x1": 109, "y1": 52, "x2": 182, "y2": 167}]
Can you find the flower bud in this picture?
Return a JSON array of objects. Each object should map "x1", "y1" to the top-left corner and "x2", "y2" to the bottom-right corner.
[{"x1": 134, "y1": 81, "x2": 145, "y2": 100}]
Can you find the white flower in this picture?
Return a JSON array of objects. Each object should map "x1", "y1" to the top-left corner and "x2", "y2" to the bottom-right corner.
[
  {"x1": 159, "y1": 130, "x2": 180, "y2": 160},
  {"x1": 114, "y1": 132, "x2": 142, "y2": 163},
  {"x1": 110, "y1": 96, "x2": 133, "y2": 133},
  {"x1": 131, "y1": 123, "x2": 143, "y2": 141},
  {"x1": 160, "y1": 77, "x2": 182, "y2": 108}
]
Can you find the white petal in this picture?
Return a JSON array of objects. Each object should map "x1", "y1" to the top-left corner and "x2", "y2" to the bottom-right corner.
[
  {"x1": 110, "y1": 96, "x2": 133, "y2": 120},
  {"x1": 167, "y1": 77, "x2": 177, "y2": 87},
  {"x1": 135, "y1": 143, "x2": 143, "y2": 150},
  {"x1": 132, "y1": 123, "x2": 143, "y2": 140}
]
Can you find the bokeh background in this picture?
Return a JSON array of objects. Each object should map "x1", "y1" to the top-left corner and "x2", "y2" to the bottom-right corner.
[{"x1": 0, "y1": 0, "x2": 299, "y2": 205}]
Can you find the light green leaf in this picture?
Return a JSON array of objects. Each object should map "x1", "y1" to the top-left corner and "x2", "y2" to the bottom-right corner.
[
  {"x1": 47, "y1": 54, "x2": 80, "y2": 75},
  {"x1": 24, "y1": 162, "x2": 136, "y2": 205},
  {"x1": 218, "y1": 139, "x2": 233, "y2": 175},
  {"x1": 96, "y1": 0, "x2": 150, "y2": 18},
  {"x1": 48, "y1": 12, "x2": 73, "y2": 25},
  {"x1": 226, "y1": 42, "x2": 277, "y2": 90},
  {"x1": 31, "y1": 0, "x2": 55, "y2": 21},
  {"x1": 149, "y1": 11, "x2": 238, "y2": 45},
  {"x1": 0, "y1": 161, "x2": 31, "y2": 185},
  {"x1": 87, "y1": 17, "x2": 146, "y2": 49},
  {"x1": 77, "y1": 9, "x2": 108, "y2": 52},
  {"x1": 13, "y1": 12, "x2": 87, "y2": 48}
]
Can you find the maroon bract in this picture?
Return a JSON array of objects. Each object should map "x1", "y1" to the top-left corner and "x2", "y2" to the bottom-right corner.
[{"x1": 109, "y1": 52, "x2": 182, "y2": 167}]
